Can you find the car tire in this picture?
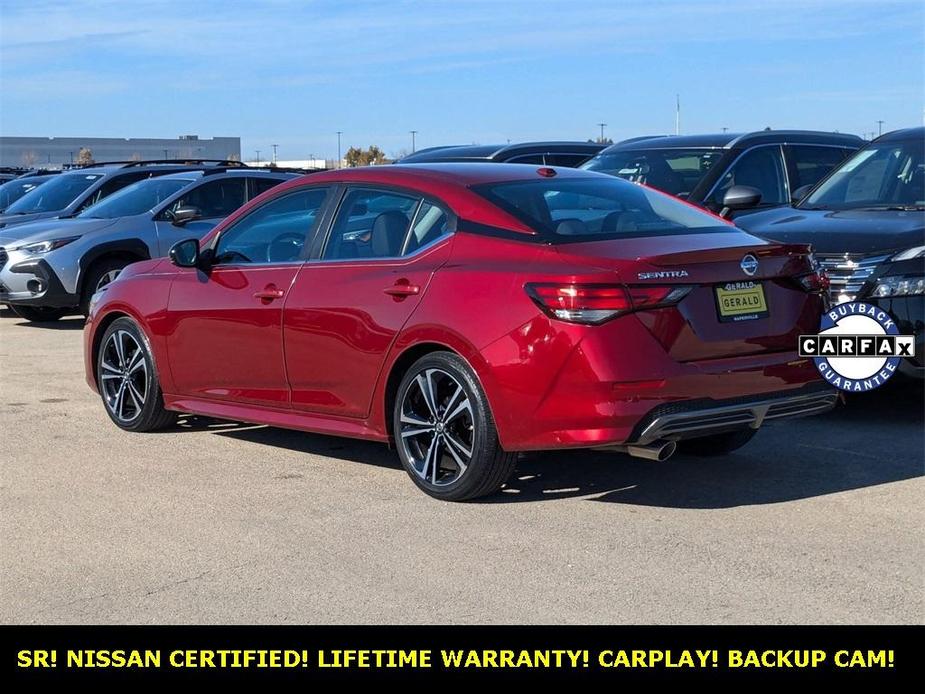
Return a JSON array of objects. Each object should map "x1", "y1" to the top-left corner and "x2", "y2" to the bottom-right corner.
[
  {"x1": 393, "y1": 351, "x2": 516, "y2": 501},
  {"x1": 9, "y1": 304, "x2": 70, "y2": 322},
  {"x1": 81, "y1": 257, "x2": 131, "y2": 316},
  {"x1": 678, "y1": 428, "x2": 757, "y2": 456},
  {"x1": 97, "y1": 316, "x2": 176, "y2": 432}
]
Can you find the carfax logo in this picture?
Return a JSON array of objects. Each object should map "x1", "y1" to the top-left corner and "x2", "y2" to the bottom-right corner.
[{"x1": 798, "y1": 301, "x2": 916, "y2": 392}]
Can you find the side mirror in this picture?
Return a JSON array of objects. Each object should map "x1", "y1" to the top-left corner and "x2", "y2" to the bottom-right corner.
[
  {"x1": 168, "y1": 238, "x2": 201, "y2": 268},
  {"x1": 171, "y1": 206, "x2": 202, "y2": 227},
  {"x1": 791, "y1": 184, "x2": 814, "y2": 205},
  {"x1": 719, "y1": 185, "x2": 762, "y2": 218}
]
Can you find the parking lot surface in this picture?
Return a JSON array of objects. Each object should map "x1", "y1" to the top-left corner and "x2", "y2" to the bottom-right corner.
[{"x1": 1, "y1": 308, "x2": 922, "y2": 624}]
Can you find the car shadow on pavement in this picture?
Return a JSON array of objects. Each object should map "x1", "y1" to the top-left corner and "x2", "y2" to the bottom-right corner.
[
  {"x1": 493, "y1": 379, "x2": 924, "y2": 507},
  {"x1": 1, "y1": 308, "x2": 85, "y2": 329},
  {"x1": 165, "y1": 380, "x2": 923, "y2": 508}
]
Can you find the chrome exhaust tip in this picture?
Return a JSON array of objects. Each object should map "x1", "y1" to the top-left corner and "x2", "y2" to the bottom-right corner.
[
  {"x1": 600, "y1": 439, "x2": 678, "y2": 462},
  {"x1": 625, "y1": 439, "x2": 677, "y2": 462}
]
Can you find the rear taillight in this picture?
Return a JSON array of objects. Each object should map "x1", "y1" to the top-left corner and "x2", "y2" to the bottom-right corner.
[
  {"x1": 797, "y1": 270, "x2": 830, "y2": 292},
  {"x1": 525, "y1": 283, "x2": 691, "y2": 325}
]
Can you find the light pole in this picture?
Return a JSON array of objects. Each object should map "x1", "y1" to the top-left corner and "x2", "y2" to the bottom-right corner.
[
  {"x1": 410, "y1": 130, "x2": 418, "y2": 153},
  {"x1": 255, "y1": 150, "x2": 261, "y2": 165},
  {"x1": 597, "y1": 122, "x2": 607, "y2": 143},
  {"x1": 877, "y1": 120, "x2": 884, "y2": 137},
  {"x1": 722, "y1": 127, "x2": 728, "y2": 133},
  {"x1": 336, "y1": 131, "x2": 343, "y2": 168},
  {"x1": 272, "y1": 144, "x2": 278, "y2": 164},
  {"x1": 163, "y1": 148, "x2": 169, "y2": 159}
]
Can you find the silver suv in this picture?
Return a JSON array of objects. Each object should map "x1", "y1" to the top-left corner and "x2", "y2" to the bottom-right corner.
[
  {"x1": 0, "y1": 160, "x2": 237, "y2": 230},
  {"x1": 0, "y1": 168, "x2": 301, "y2": 321}
]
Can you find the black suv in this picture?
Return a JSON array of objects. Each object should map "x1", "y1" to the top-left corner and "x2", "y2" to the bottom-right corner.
[
  {"x1": 737, "y1": 127, "x2": 924, "y2": 378},
  {"x1": 581, "y1": 130, "x2": 864, "y2": 218},
  {"x1": 397, "y1": 141, "x2": 605, "y2": 167}
]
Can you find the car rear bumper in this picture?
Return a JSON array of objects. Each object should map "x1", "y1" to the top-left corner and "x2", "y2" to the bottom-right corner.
[{"x1": 625, "y1": 382, "x2": 838, "y2": 445}]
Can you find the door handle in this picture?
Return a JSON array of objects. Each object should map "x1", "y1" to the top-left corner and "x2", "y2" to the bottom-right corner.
[
  {"x1": 383, "y1": 281, "x2": 420, "y2": 298},
  {"x1": 253, "y1": 285, "x2": 285, "y2": 301}
]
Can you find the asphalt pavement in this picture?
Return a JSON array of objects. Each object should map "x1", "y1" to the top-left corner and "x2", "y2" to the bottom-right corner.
[{"x1": 1, "y1": 308, "x2": 922, "y2": 624}]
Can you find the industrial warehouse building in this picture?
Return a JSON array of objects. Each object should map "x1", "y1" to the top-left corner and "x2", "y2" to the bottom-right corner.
[{"x1": 0, "y1": 135, "x2": 241, "y2": 168}]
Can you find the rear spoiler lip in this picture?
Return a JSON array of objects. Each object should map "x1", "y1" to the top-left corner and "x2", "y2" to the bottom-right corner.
[{"x1": 645, "y1": 242, "x2": 814, "y2": 266}]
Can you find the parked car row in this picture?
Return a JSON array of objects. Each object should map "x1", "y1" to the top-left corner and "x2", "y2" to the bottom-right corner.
[
  {"x1": 0, "y1": 160, "x2": 310, "y2": 320},
  {"x1": 2, "y1": 127, "x2": 921, "y2": 502}
]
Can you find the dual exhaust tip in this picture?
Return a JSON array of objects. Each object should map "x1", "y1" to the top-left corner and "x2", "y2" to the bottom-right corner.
[{"x1": 603, "y1": 439, "x2": 678, "y2": 462}]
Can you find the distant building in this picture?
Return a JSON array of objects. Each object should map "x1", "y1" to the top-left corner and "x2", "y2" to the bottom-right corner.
[{"x1": 0, "y1": 135, "x2": 241, "y2": 168}]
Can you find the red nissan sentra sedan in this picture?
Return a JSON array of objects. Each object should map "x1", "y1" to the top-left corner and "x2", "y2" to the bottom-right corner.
[{"x1": 84, "y1": 164, "x2": 835, "y2": 500}]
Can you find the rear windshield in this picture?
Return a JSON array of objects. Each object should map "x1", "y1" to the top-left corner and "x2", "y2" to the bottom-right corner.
[
  {"x1": 473, "y1": 176, "x2": 730, "y2": 242},
  {"x1": 581, "y1": 148, "x2": 724, "y2": 197},
  {"x1": 3, "y1": 172, "x2": 103, "y2": 214}
]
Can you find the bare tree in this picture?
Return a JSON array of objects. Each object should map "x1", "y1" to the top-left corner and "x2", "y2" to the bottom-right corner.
[
  {"x1": 21, "y1": 150, "x2": 38, "y2": 167},
  {"x1": 130, "y1": 152, "x2": 142, "y2": 162},
  {"x1": 76, "y1": 147, "x2": 95, "y2": 166}
]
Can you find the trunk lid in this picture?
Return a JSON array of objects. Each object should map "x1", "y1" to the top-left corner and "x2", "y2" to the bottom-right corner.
[{"x1": 553, "y1": 232, "x2": 823, "y2": 361}]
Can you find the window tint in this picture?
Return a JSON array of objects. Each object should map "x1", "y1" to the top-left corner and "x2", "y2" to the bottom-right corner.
[
  {"x1": 323, "y1": 189, "x2": 418, "y2": 260},
  {"x1": 76, "y1": 172, "x2": 152, "y2": 212},
  {"x1": 475, "y1": 177, "x2": 727, "y2": 241},
  {"x1": 215, "y1": 187, "x2": 329, "y2": 264},
  {"x1": 712, "y1": 146, "x2": 787, "y2": 206},
  {"x1": 78, "y1": 177, "x2": 191, "y2": 219},
  {"x1": 403, "y1": 202, "x2": 451, "y2": 254},
  {"x1": 4, "y1": 172, "x2": 103, "y2": 214},
  {"x1": 789, "y1": 146, "x2": 852, "y2": 189},
  {"x1": 544, "y1": 153, "x2": 593, "y2": 168},
  {"x1": 170, "y1": 177, "x2": 246, "y2": 219},
  {"x1": 251, "y1": 176, "x2": 285, "y2": 198},
  {"x1": 0, "y1": 177, "x2": 49, "y2": 209},
  {"x1": 582, "y1": 148, "x2": 724, "y2": 198},
  {"x1": 803, "y1": 140, "x2": 924, "y2": 209},
  {"x1": 506, "y1": 154, "x2": 546, "y2": 165}
]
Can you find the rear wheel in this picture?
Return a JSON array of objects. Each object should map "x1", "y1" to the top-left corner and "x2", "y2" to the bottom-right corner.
[
  {"x1": 678, "y1": 428, "x2": 757, "y2": 456},
  {"x1": 81, "y1": 257, "x2": 131, "y2": 315},
  {"x1": 393, "y1": 351, "x2": 516, "y2": 501},
  {"x1": 9, "y1": 305, "x2": 69, "y2": 322},
  {"x1": 97, "y1": 317, "x2": 175, "y2": 432}
]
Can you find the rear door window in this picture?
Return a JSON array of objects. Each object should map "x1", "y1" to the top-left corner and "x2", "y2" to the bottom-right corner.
[{"x1": 322, "y1": 188, "x2": 420, "y2": 260}]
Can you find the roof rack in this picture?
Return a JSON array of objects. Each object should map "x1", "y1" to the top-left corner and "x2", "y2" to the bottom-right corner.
[
  {"x1": 200, "y1": 165, "x2": 329, "y2": 177},
  {"x1": 66, "y1": 159, "x2": 248, "y2": 170}
]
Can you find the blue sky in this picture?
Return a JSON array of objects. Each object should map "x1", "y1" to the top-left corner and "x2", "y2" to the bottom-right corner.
[{"x1": 1, "y1": 0, "x2": 922, "y2": 160}]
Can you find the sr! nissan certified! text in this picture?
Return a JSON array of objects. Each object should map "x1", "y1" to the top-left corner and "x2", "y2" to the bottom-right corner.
[{"x1": 84, "y1": 164, "x2": 836, "y2": 500}]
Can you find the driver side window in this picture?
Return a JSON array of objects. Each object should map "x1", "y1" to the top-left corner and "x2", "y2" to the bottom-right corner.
[{"x1": 215, "y1": 187, "x2": 329, "y2": 265}]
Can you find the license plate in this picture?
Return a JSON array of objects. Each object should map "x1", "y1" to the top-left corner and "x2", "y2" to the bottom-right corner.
[{"x1": 715, "y1": 281, "x2": 768, "y2": 322}]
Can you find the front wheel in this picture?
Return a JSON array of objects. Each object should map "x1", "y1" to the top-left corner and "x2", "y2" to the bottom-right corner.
[
  {"x1": 393, "y1": 351, "x2": 516, "y2": 501},
  {"x1": 678, "y1": 428, "x2": 757, "y2": 456},
  {"x1": 10, "y1": 304, "x2": 70, "y2": 322},
  {"x1": 97, "y1": 317, "x2": 175, "y2": 432}
]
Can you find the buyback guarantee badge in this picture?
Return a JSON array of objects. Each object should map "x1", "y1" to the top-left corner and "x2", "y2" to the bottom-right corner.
[{"x1": 799, "y1": 302, "x2": 916, "y2": 392}]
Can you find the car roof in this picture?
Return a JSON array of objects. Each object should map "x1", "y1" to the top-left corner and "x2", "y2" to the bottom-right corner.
[
  {"x1": 874, "y1": 127, "x2": 924, "y2": 143},
  {"x1": 297, "y1": 162, "x2": 596, "y2": 187},
  {"x1": 399, "y1": 141, "x2": 605, "y2": 163},
  {"x1": 604, "y1": 130, "x2": 865, "y2": 152}
]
